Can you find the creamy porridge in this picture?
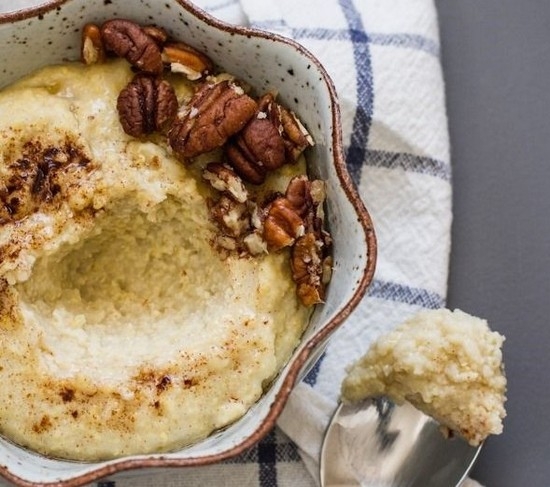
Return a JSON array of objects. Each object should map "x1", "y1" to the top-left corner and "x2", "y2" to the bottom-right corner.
[{"x1": 0, "y1": 20, "x2": 330, "y2": 461}]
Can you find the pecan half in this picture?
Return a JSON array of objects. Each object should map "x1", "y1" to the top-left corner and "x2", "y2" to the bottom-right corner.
[
  {"x1": 202, "y1": 162, "x2": 248, "y2": 203},
  {"x1": 162, "y1": 42, "x2": 213, "y2": 80},
  {"x1": 224, "y1": 138, "x2": 267, "y2": 185},
  {"x1": 263, "y1": 197, "x2": 305, "y2": 250},
  {"x1": 101, "y1": 19, "x2": 164, "y2": 74},
  {"x1": 285, "y1": 175, "x2": 313, "y2": 218},
  {"x1": 117, "y1": 74, "x2": 178, "y2": 137},
  {"x1": 168, "y1": 80, "x2": 257, "y2": 159},
  {"x1": 244, "y1": 119, "x2": 285, "y2": 171},
  {"x1": 81, "y1": 23, "x2": 106, "y2": 65},
  {"x1": 224, "y1": 94, "x2": 286, "y2": 185}
]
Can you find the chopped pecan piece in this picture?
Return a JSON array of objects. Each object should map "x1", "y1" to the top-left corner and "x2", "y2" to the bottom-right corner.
[
  {"x1": 209, "y1": 195, "x2": 251, "y2": 237},
  {"x1": 162, "y1": 42, "x2": 214, "y2": 80},
  {"x1": 278, "y1": 104, "x2": 314, "y2": 162},
  {"x1": 101, "y1": 19, "x2": 164, "y2": 74},
  {"x1": 286, "y1": 176, "x2": 328, "y2": 235},
  {"x1": 291, "y1": 232, "x2": 331, "y2": 306},
  {"x1": 285, "y1": 175, "x2": 313, "y2": 218},
  {"x1": 258, "y1": 93, "x2": 314, "y2": 162},
  {"x1": 168, "y1": 80, "x2": 257, "y2": 159},
  {"x1": 81, "y1": 23, "x2": 106, "y2": 65},
  {"x1": 202, "y1": 162, "x2": 248, "y2": 203},
  {"x1": 263, "y1": 197, "x2": 305, "y2": 250},
  {"x1": 238, "y1": 113, "x2": 286, "y2": 170},
  {"x1": 282, "y1": 176, "x2": 331, "y2": 305},
  {"x1": 142, "y1": 25, "x2": 169, "y2": 46},
  {"x1": 117, "y1": 74, "x2": 178, "y2": 137}
]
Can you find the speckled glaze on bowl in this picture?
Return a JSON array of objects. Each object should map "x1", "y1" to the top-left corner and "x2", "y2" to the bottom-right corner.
[{"x1": 0, "y1": 1, "x2": 376, "y2": 485}]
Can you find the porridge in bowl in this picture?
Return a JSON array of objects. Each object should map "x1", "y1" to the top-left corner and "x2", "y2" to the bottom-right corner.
[{"x1": 0, "y1": 19, "x2": 331, "y2": 461}]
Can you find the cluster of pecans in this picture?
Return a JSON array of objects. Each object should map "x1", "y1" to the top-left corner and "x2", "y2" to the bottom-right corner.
[{"x1": 80, "y1": 19, "x2": 332, "y2": 306}]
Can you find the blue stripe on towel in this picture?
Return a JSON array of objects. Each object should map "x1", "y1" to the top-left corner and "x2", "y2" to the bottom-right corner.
[
  {"x1": 253, "y1": 23, "x2": 439, "y2": 59},
  {"x1": 367, "y1": 279, "x2": 445, "y2": 309},
  {"x1": 369, "y1": 32, "x2": 440, "y2": 57},
  {"x1": 222, "y1": 430, "x2": 301, "y2": 465},
  {"x1": 303, "y1": 352, "x2": 326, "y2": 386},
  {"x1": 258, "y1": 430, "x2": 277, "y2": 487},
  {"x1": 366, "y1": 149, "x2": 451, "y2": 181},
  {"x1": 339, "y1": 0, "x2": 374, "y2": 185}
]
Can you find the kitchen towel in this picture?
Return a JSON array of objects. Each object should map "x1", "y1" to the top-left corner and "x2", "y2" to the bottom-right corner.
[
  {"x1": 0, "y1": 0, "x2": 459, "y2": 486},
  {"x1": 109, "y1": 0, "x2": 457, "y2": 485}
]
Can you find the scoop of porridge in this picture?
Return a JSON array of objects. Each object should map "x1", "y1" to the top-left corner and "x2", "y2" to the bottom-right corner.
[
  {"x1": 341, "y1": 308, "x2": 507, "y2": 446},
  {"x1": 0, "y1": 57, "x2": 319, "y2": 460}
]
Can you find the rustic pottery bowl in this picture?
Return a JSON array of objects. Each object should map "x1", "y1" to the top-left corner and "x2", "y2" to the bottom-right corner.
[{"x1": 0, "y1": 0, "x2": 376, "y2": 485}]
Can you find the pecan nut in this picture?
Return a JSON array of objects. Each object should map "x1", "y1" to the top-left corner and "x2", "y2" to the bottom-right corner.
[
  {"x1": 162, "y1": 42, "x2": 214, "y2": 80},
  {"x1": 259, "y1": 93, "x2": 314, "y2": 162},
  {"x1": 81, "y1": 23, "x2": 106, "y2": 65},
  {"x1": 223, "y1": 93, "x2": 314, "y2": 184},
  {"x1": 202, "y1": 163, "x2": 248, "y2": 203},
  {"x1": 224, "y1": 94, "x2": 286, "y2": 185},
  {"x1": 224, "y1": 138, "x2": 267, "y2": 185},
  {"x1": 101, "y1": 19, "x2": 164, "y2": 74},
  {"x1": 168, "y1": 80, "x2": 257, "y2": 159},
  {"x1": 285, "y1": 175, "x2": 313, "y2": 218},
  {"x1": 286, "y1": 176, "x2": 327, "y2": 233},
  {"x1": 278, "y1": 104, "x2": 314, "y2": 162},
  {"x1": 263, "y1": 197, "x2": 305, "y2": 250},
  {"x1": 282, "y1": 175, "x2": 331, "y2": 305},
  {"x1": 117, "y1": 74, "x2": 178, "y2": 137},
  {"x1": 224, "y1": 117, "x2": 286, "y2": 184},
  {"x1": 291, "y1": 232, "x2": 331, "y2": 306}
]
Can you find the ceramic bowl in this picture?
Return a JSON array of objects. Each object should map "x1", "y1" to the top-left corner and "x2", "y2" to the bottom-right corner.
[{"x1": 0, "y1": 0, "x2": 376, "y2": 485}]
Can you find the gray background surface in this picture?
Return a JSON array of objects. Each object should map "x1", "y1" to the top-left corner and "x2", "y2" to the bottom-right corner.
[{"x1": 436, "y1": 1, "x2": 550, "y2": 485}]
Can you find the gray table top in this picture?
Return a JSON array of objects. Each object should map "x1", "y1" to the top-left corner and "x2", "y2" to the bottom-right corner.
[{"x1": 436, "y1": 1, "x2": 550, "y2": 485}]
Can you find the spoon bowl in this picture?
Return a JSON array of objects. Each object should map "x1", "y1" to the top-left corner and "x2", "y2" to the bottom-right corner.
[{"x1": 320, "y1": 397, "x2": 482, "y2": 487}]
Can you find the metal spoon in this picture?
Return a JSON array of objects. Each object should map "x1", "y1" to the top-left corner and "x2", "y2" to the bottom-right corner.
[{"x1": 320, "y1": 397, "x2": 482, "y2": 487}]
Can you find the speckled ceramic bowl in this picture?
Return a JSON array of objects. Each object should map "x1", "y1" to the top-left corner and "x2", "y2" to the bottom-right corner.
[{"x1": 0, "y1": 0, "x2": 376, "y2": 485}]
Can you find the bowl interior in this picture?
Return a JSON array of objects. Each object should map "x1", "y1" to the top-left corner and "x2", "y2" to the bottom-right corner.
[{"x1": 0, "y1": 0, "x2": 375, "y2": 484}]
